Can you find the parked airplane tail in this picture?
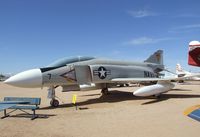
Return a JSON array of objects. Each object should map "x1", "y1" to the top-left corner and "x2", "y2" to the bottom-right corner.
[
  {"x1": 188, "y1": 41, "x2": 200, "y2": 67},
  {"x1": 176, "y1": 63, "x2": 184, "y2": 74},
  {"x1": 176, "y1": 63, "x2": 182, "y2": 71},
  {"x1": 176, "y1": 63, "x2": 191, "y2": 77},
  {"x1": 144, "y1": 50, "x2": 163, "y2": 65}
]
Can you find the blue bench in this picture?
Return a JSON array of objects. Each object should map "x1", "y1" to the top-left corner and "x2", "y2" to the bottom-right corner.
[{"x1": 1, "y1": 97, "x2": 41, "y2": 120}]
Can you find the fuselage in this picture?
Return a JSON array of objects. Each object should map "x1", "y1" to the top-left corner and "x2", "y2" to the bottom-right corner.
[{"x1": 4, "y1": 56, "x2": 164, "y2": 88}]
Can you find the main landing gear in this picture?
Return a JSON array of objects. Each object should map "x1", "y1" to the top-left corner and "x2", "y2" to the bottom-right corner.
[
  {"x1": 48, "y1": 86, "x2": 59, "y2": 107},
  {"x1": 153, "y1": 94, "x2": 161, "y2": 99},
  {"x1": 101, "y1": 88, "x2": 109, "y2": 95}
]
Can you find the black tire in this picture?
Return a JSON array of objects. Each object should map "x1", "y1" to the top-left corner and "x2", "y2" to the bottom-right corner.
[
  {"x1": 50, "y1": 99, "x2": 59, "y2": 107},
  {"x1": 101, "y1": 88, "x2": 109, "y2": 95},
  {"x1": 154, "y1": 94, "x2": 161, "y2": 99}
]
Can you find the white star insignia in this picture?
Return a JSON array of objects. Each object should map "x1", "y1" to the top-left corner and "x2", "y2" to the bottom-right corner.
[{"x1": 99, "y1": 68, "x2": 106, "y2": 77}]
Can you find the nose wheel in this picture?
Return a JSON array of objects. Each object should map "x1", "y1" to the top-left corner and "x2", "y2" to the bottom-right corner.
[
  {"x1": 48, "y1": 86, "x2": 60, "y2": 107},
  {"x1": 50, "y1": 99, "x2": 59, "y2": 107}
]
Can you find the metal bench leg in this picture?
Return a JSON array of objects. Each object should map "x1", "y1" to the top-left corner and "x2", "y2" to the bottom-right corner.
[
  {"x1": 31, "y1": 110, "x2": 38, "y2": 120},
  {"x1": 1, "y1": 109, "x2": 9, "y2": 119}
]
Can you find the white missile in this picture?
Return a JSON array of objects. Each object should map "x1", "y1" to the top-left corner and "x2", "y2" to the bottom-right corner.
[
  {"x1": 133, "y1": 82, "x2": 175, "y2": 97},
  {"x1": 4, "y1": 69, "x2": 42, "y2": 88}
]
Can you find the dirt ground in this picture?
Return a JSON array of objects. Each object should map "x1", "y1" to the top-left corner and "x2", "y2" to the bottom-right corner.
[{"x1": 0, "y1": 81, "x2": 200, "y2": 137}]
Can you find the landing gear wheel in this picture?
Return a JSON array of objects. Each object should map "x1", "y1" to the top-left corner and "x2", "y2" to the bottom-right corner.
[
  {"x1": 50, "y1": 99, "x2": 59, "y2": 107},
  {"x1": 101, "y1": 88, "x2": 109, "y2": 95},
  {"x1": 154, "y1": 94, "x2": 161, "y2": 99},
  {"x1": 125, "y1": 84, "x2": 129, "y2": 87}
]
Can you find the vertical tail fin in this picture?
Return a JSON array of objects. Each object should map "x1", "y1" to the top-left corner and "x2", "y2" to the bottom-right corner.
[
  {"x1": 176, "y1": 63, "x2": 183, "y2": 74},
  {"x1": 176, "y1": 63, "x2": 191, "y2": 77},
  {"x1": 176, "y1": 63, "x2": 188, "y2": 77},
  {"x1": 144, "y1": 50, "x2": 163, "y2": 65},
  {"x1": 188, "y1": 41, "x2": 200, "y2": 67}
]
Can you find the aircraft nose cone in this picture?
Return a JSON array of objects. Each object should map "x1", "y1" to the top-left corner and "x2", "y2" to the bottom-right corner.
[{"x1": 4, "y1": 69, "x2": 42, "y2": 88}]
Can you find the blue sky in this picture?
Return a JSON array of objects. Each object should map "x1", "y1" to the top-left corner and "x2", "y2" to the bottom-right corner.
[{"x1": 0, "y1": 0, "x2": 200, "y2": 74}]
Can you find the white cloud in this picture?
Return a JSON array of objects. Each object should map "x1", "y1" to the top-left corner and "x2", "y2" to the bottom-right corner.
[
  {"x1": 169, "y1": 24, "x2": 200, "y2": 33},
  {"x1": 176, "y1": 24, "x2": 200, "y2": 29},
  {"x1": 127, "y1": 9, "x2": 157, "y2": 18},
  {"x1": 176, "y1": 14, "x2": 200, "y2": 18},
  {"x1": 124, "y1": 37, "x2": 171, "y2": 46}
]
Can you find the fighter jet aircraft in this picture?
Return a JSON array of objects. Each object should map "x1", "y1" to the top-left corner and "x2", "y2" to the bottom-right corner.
[{"x1": 4, "y1": 50, "x2": 196, "y2": 107}]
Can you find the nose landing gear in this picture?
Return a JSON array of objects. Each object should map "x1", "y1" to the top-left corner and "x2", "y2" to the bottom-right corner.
[
  {"x1": 48, "y1": 86, "x2": 60, "y2": 107},
  {"x1": 50, "y1": 99, "x2": 59, "y2": 107}
]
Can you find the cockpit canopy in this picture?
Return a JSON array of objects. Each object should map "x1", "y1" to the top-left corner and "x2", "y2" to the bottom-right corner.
[{"x1": 47, "y1": 56, "x2": 95, "y2": 67}]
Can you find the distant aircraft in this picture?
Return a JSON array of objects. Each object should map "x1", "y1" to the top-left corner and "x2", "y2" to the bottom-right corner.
[
  {"x1": 176, "y1": 63, "x2": 200, "y2": 81},
  {"x1": 4, "y1": 50, "x2": 197, "y2": 107},
  {"x1": 188, "y1": 41, "x2": 200, "y2": 67},
  {"x1": 0, "y1": 74, "x2": 5, "y2": 81},
  {"x1": 0, "y1": 74, "x2": 10, "y2": 81}
]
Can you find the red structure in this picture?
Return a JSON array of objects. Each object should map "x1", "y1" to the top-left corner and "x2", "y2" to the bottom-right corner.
[{"x1": 188, "y1": 41, "x2": 200, "y2": 67}]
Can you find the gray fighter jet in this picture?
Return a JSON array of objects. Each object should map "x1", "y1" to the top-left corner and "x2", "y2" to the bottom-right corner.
[{"x1": 4, "y1": 50, "x2": 194, "y2": 107}]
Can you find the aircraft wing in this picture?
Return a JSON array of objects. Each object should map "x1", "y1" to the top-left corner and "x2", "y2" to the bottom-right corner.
[
  {"x1": 111, "y1": 74, "x2": 200, "y2": 83},
  {"x1": 112, "y1": 77, "x2": 172, "y2": 82},
  {"x1": 111, "y1": 74, "x2": 200, "y2": 97}
]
